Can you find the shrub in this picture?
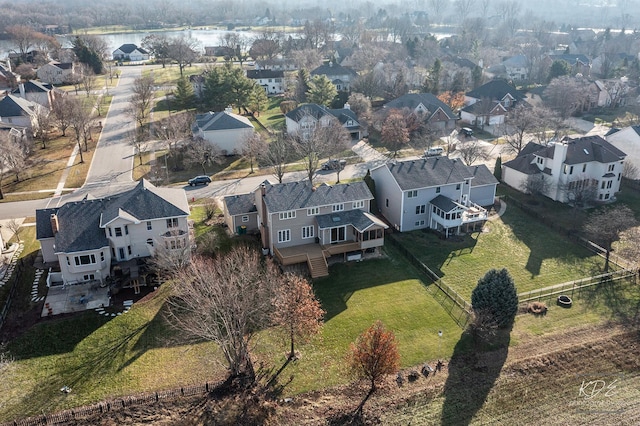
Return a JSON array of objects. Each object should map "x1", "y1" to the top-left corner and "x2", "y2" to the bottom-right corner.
[{"x1": 471, "y1": 268, "x2": 518, "y2": 329}]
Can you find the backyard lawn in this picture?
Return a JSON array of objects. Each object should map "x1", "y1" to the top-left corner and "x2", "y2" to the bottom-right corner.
[{"x1": 394, "y1": 204, "x2": 608, "y2": 301}]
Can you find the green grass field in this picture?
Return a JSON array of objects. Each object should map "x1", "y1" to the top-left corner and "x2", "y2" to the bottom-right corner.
[{"x1": 394, "y1": 205, "x2": 607, "y2": 301}]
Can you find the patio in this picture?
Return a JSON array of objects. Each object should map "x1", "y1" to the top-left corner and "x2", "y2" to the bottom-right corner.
[{"x1": 42, "y1": 281, "x2": 111, "y2": 317}]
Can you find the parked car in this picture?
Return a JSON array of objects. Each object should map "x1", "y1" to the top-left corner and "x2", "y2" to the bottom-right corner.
[
  {"x1": 188, "y1": 175, "x2": 212, "y2": 186},
  {"x1": 462, "y1": 127, "x2": 474, "y2": 137},
  {"x1": 321, "y1": 159, "x2": 347, "y2": 170},
  {"x1": 424, "y1": 146, "x2": 444, "y2": 157}
]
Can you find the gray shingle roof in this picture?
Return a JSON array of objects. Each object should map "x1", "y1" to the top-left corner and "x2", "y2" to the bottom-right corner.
[
  {"x1": 115, "y1": 44, "x2": 147, "y2": 54},
  {"x1": 384, "y1": 93, "x2": 456, "y2": 119},
  {"x1": 247, "y1": 69, "x2": 284, "y2": 79},
  {"x1": 430, "y1": 195, "x2": 458, "y2": 212},
  {"x1": 563, "y1": 136, "x2": 626, "y2": 164},
  {"x1": 315, "y1": 209, "x2": 385, "y2": 231},
  {"x1": 36, "y1": 180, "x2": 189, "y2": 253},
  {"x1": 13, "y1": 81, "x2": 53, "y2": 94},
  {"x1": 262, "y1": 180, "x2": 372, "y2": 212},
  {"x1": 466, "y1": 80, "x2": 526, "y2": 102},
  {"x1": 193, "y1": 111, "x2": 254, "y2": 132},
  {"x1": 0, "y1": 94, "x2": 35, "y2": 117},
  {"x1": 285, "y1": 104, "x2": 361, "y2": 126},
  {"x1": 311, "y1": 62, "x2": 357, "y2": 77},
  {"x1": 224, "y1": 193, "x2": 257, "y2": 216},
  {"x1": 380, "y1": 157, "x2": 498, "y2": 190},
  {"x1": 502, "y1": 155, "x2": 543, "y2": 175}
]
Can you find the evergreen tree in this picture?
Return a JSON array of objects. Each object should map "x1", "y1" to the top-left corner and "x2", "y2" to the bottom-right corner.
[
  {"x1": 471, "y1": 269, "x2": 518, "y2": 329},
  {"x1": 493, "y1": 156, "x2": 502, "y2": 181},
  {"x1": 547, "y1": 60, "x2": 571, "y2": 82},
  {"x1": 306, "y1": 75, "x2": 337, "y2": 106},
  {"x1": 72, "y1": 36, "x2": 103, "y2": 74},
  {"x1": 174, "y1": 76, "x2": 195, "y2": 110}
]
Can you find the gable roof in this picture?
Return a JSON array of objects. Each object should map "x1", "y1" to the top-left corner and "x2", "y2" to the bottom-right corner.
[
  {"x1": 13, "y1": 80, "x2": 53, "y2": 94},
  {"x1": 115, "y1": 44, "x2": 146, "y2": 54},
  {"x1": 384, "y1": 93, "x2": 456, "y2": 119},
  {"x1": 0, "y1": 94, "x2": 36, "y2": 117},
  {"x1": 310, "y1": 62, "x2": 357, "y2": 77},
  {"x1": 502, "y1": 54, "x2": 528, "y2": 68},
  {"x1": 461, "y1": 99, "x2": 507, "y2": 115},
  {"x1": 316, "y1": 209, "x2": 387, "y2": 231},
  {"x1": 36, "y1": 180, "x2": 189, "y2": 253},
  {"x1": 261, "y1": 180, "x2": 373, "y2": 213},
  {"x1": 548, "y1": 54, "x2": 591, "y2": 66},
  {"x1": 246, "y1": 69, "x2": 284, "y2": 79},
  {"x1": 193, "y1": 111, "x2": 254, "y2": 132},
  {"x1": 377, "y1": 157, "x2": 498, "y2": 191},
  {"x1": 466, "y1": 80, "x2": 526, "y2": 102},
  {"x1": 224, "y1": 193, "x2": 258, "y2": 216},
  {"x1": 285, "y1": 104, "x2": 331, "y2": 122}
]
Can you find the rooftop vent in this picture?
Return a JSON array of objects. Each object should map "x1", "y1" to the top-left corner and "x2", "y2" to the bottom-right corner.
[
  {"x1": 583, "y1": 149, "x2": 589, "y2": 155},
  {"x1": 332, "y1": 216, "x2": 341, "y2": 222}
]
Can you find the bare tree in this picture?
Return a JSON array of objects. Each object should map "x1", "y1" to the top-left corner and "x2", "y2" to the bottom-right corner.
[
  {"x1": 521, "y1": 173, "x2": 551, "y2": 199},
  {"x1": 69, "y1": 97, "x2": 94, "y2": 160},
  {"x1": 168, "y1": 247, "x2": 282, "y2": 384},
  {"x1": 544, "y1": 76, "x2": 590, "y2": 120},
  {"x1": 381, "y1": 110, "x2": 410, "y2": 158},
  {"x1": 168, "y1": 35, "x2": 199, "y2": 76},
  {"x1": 146, "y1": 232, "x2": 192, "y2": 284},
  {"x1": 126, "y1": 130, "x2": 148, "y2": 166},
  {"x1": 503, "y1": 104, "x2": 537, "y2": 155},
  {"x1": 457, "y1": 139, "x2": 490, "y2": 166},
  {"x1": 32, "y1": 104, "x2": 52, "y2": 149},
  {"x1": 259, "y1": 132, "x2": 290, "y2": 183},
  {"x1": 242, "y1": 132, "x2": 266, "y2": 174},
  {"x1": 155, "y1": 112, "x2": 195, "y2": 173},
  {"x1": 75, "y1": 64, "x2": 97, "y2": 97},
  {"x1": 128, "y1": 75, "x2": 155, "y2": 129},
  {"x1": 51, "y1": 95, "x2": 75, "y2": 137},
  {"x1": 6, "y1": 219, "x2": 22, "y2": 243},
  {"x1": 0, "y1": 132, "x2": 27, "y2": 199},
  {"x1": 293, "y1": 116, "x2": 351, "y2": 184},
  {"x1": 183, "y1": 138, "x2": 222, "y2": 175},
  {"x1": 584, "y1": 205, "x2": 637, "y2": 271},
  {"x1": 623, "y1": 161, "x2": 640, "y2": 181},
  {"x1": 561, "y1": 177, "x2": 598, "y2": 208}
]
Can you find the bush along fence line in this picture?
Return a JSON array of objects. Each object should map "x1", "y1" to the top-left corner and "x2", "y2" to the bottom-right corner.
[
  {"x1": 386, "y1": 234, "x2": 471, "y2": 328},
  {"x1": 0, "y1": 380, "x2": 225, "y2": 426},
  {"x1": 0, "y1": 256, "x2": 25, "y2": 333}
]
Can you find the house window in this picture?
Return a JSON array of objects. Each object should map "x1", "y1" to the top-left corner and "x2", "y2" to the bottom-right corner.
[
  {"x1": 537, "y1": 157, "x2": 543, "y2": 165},
  {"x1": 302, "y1": 226, "x2": 315, "y2": 239},
  {"x1": 279, "y1": 210, "x2": 296, "y2": 220},
  {"x1": 147, "y1": 221, "x2": 152, "y2": 230},
  {"x1": 115, "y1": 227, "x2": 122, "y2": 237},
  {"x1": 74, "y1": 254, "x2": 96, "y2": 266},
  {"x1": 569, "y1": 166, "x2": 574, "y2": 174},
  {"x1": 606, "y1": 180, "x2": 613, "y2": 189},
  {"x1": 83, "y1": 274, "x2": 95, "y2": 281},
  {"x1": 146, "y1": 238, "x2": 154, "y2": 246},
  {"x1": 127, "y1": 245, "x2": 132, "y2": 255},
  {"x1": 608, "y1": 164, "x2": 615, "y2": 172},
  {"x1": 618, "y1": 173, "x2": 622, "y2": 181},
  {"x1": 242, "y1": 215, "x2": 249, "y2": 222},
  {"x1": 416, "y1": 205, "x2": 426, "y2": 214},
  {"x1": 111, "y1": 247, "x2": 116, "y2": 258},
  {"x1": 605, "y1": 193, "x2": 610, "y2": 199},
  {"x1": 333, "y1": 203, "x2": 344, "y2": 212},
  {"x1": 166, "y1": 218, "x2": 179, "y2": 228},
  {"x1": 599, "y1": 194, "x2": 604, "y2": 200},
  {"x1": 386, "y1": 199, "x2": 389, "y2": 207},
  {"x1": 436, "y1": 187, "x2": 441, "y2": 193},
  {"x1": 330, "y1": 226, "x2": 346, "y2": 243},
  {"x1": 100, "y1": 251, "x2": 104, "y2": 262},
  {"x1": 278, "y1": 229, "x2": 291, "y2": 243},
  {"x1": 456, "y1": 184, "x2": 461, "y2": 190},
  {"x1": 118, "y1": 247, "x2": 125, "y2": 259},
  {"x1": 407, "y1": 190, "x2": 418, "y2": 198},
  {"x1": 601, "y1": 181, "x2": 606, "y2": 189},
  {"x1": 108, "y1": 227, "x2": 112, "y2": 237},
  {"x1": 125, "y1": 225, "x2": 129, "y2": 235},
  {"x1": 582, "y1": 164, "x2": 587, "y2": 173},
  {"x1": 353, "y1": 200, "x2": 365, "y2": 209},
  {"x1": 307, "y1": 207, "x2": 319, "y2": 216},
  {"x1": 415, "y1": 220, "x2": 425, "y2": 226}
]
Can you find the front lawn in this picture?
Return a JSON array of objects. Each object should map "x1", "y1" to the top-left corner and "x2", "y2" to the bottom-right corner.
[{"x1": 394, "y1": 204, "x2": 607, "y2": 301}]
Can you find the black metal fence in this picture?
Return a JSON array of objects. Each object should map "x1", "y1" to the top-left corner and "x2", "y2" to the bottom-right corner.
[{"x1": 0, "y1": 262, "x2": 24, "y2": 333}]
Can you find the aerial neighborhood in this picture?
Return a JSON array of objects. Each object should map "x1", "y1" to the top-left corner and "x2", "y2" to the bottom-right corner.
[{"x1": 0, "y1": 1, "x2": 640, "y2": 423}]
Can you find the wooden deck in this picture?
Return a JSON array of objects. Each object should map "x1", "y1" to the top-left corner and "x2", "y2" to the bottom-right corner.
[{"x1": 274, "y1": 241, "x2": 363, "y2": 278}]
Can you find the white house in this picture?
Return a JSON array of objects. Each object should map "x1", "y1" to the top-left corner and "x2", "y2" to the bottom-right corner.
[
  {"x1": 37, "y1": 61, "x2": 75, "y2": 85},
  {"x1": 192, "y1": 109, "x2": 255, "y2": 154},
  {"x1": 112, "y1": 44, "x2": 150, "y2": 62},
  {"x1": 246, "y1": 69, "x2": 285, "y2": 95},
  {"x1": 36, "y1": 179, "x2": 190, "y2": 286},
  {"x1": 371, "y1": 157, "x2": 498, "y2": 237},
  {"x1": 227, "y1": 180, "x2": 387, "y2": 278},
  {"x1": 502, "y1": 136, "x2": 626, "y2": 204},
  {"x1": 606, "y1": 126, "x2": 640, "y2": 176},
  {"x1": 0, "y1": 94, "x2": 37, "y2": 128},
  {"x1": 285, "y1": 103, "x2": 364, "y2": 140},
  {"x1": 12, "y1": 81, "x2": 57, "y2": 109}
]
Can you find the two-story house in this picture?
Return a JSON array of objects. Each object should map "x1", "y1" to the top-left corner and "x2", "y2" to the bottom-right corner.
[
  {"x1": 383, "y1": 93, "x2": 458, "y2": 131},
  {"x1": 37, "y1": 61, "x2": 75, "y2": 85},
  {"x1": 13, "y1": 81, "x2": 57, "y2": 109},
  {"x1": 502, "y1": 136, "x2": 626, "y2": 204},
  {"x1": 223, "y1": 180, "x2": 388, "y2": 278},
  {"x1": 36, "y1": 180, "x2": 190, "y2": 286},
  {"x1": 371, "y1": 157, "x2": 498, "y2": 237},
  {"x1": 285, "y1": 103, "x2": 364, "y2": 140},
  {"x1": 0, "y1": 94, "x2": 37, "y2": 129},
  {"x1": 246, "y1": 69, "x2": 285, "y2": 95},
  {"x1": 461, "y1": 80, "x2": 526, "y2": 126},
  {"x1": 192, "y1": 109, "x2": 255, "y2": 155},
  {"x1": 112, "y1": 44, "x2": 150, "y2": 62},
  {"x1": 310, "y1": 62, "x2": 358, "y2": 91}
]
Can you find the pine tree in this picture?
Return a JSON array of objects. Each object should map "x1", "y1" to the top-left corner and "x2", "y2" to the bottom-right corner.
[
  {"x1": 174, "y1": 76, "x2": 195, "y2": 110},
  {"x1": 493, "y1": 156, "x2": 502, "y2": 181},
  {"x1": 306, "y1": 75, "x2": 337, "y2": 106},
  {"x1": 471, "y1": 269, "x2": 518, "y2": 330}
]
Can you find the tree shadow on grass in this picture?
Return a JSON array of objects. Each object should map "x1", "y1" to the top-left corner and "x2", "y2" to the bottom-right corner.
[
  {"x1": 441, "y1": 327, "x2": 511, "y2": 425},
  {"x1": 580, "y1": 276, "x2": 640, "y2": 325}
]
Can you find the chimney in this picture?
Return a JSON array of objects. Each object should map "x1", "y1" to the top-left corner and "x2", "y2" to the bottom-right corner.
[
  {"x1": 19, "y1": 83, "x2": 25, "y2": 99},
  {"x1": 344, "y1": 102, "x2": 350, "y2": 110},
  {"x1": 224, "y1": 106, "x2": 233, "y2": 114},
  {"x1": 50, "y1": 214, "x2": 59, "y2": 234}
]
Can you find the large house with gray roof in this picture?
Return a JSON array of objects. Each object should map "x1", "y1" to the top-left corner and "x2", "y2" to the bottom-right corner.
[
  {"x1": 310, "y1": 62, "x2": 358, "y2": 91},
  {"x1": 461, "y1": 80, "x2": 526, "y2": 126},
  {"x1": 384, "y1": 93, "x2": 458, "y2": 131},
  {"x1": 192, "y1": 109, "x2": 255, "y2": 154},
  {"x1": 112, "y1": 44, "x2": 150, "y2": 61},
  {"x1": 285, "y1": 103, "x2": 364, "y2": 140},
  {"x1": 36, "y1": 180, "x2": 190, "y2": 286},
  {"x1": 223, "y1": 180, "x2": 387, "y2": 278},
  {"x1": 0, "y1": 94, "x2": 37, "y2": 128},
  {"x1": 502, "y1": 136, "x2": 626, "y2": 204},
  {"x1": 371, "y1": 157, "x2": 498, "y2": 237}
]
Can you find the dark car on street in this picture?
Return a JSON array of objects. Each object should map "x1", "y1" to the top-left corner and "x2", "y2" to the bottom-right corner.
[{"x1": 188, "y1": 175, "x2": 212, "y2": 186}]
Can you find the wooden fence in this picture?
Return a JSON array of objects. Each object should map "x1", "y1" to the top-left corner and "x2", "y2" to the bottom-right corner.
[
  {"x1": 0, "y1": 381, "x2": 222, "y2": 426},
  {"x1": 386, "y1": 234, "x2": 471, "y2": 328}
]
